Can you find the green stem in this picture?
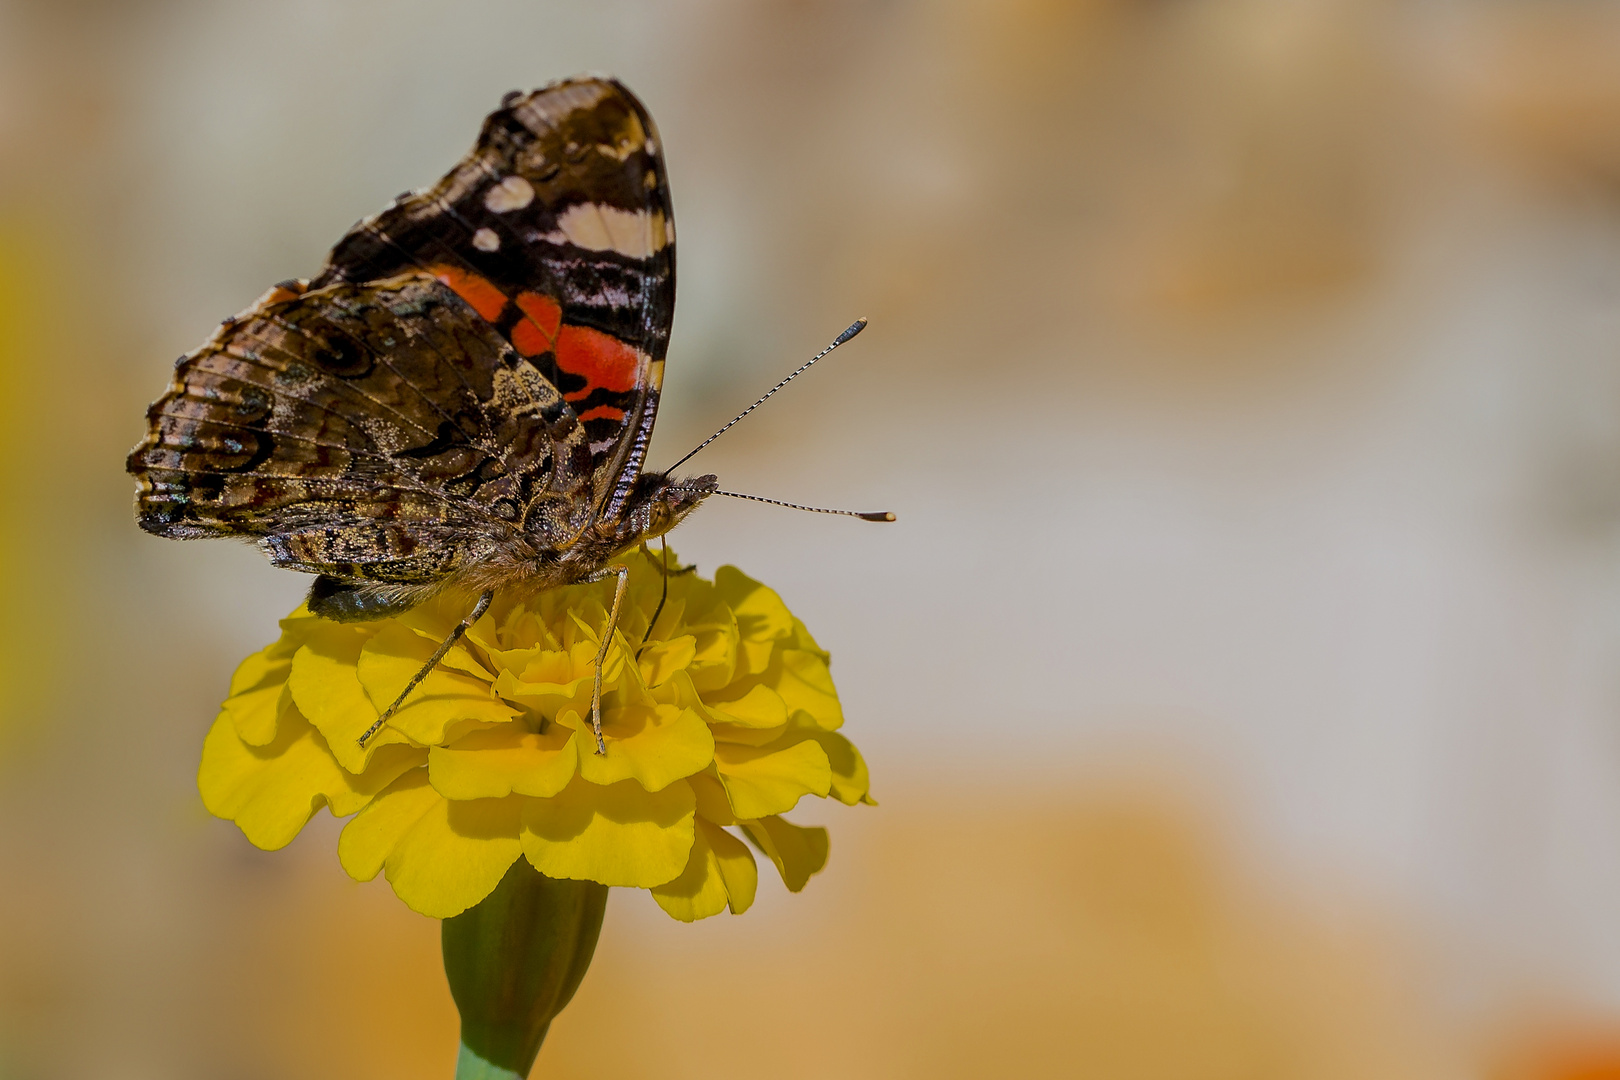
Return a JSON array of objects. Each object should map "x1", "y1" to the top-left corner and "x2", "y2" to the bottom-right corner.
[
  {"x1": 454, "y1": 1043, "x2": 526, "y2": 1080},
  {"x1": 443, "y1": 861, "x2": 608, "y2": 1079}
]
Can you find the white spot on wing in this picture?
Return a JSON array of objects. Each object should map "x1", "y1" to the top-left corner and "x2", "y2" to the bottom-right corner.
[
  {"x1": 484, "y1": 176, "x2": 535, "y2": 213},
  {"x1": 472, "y1": 228, "x2": 501, "y2": 252},
  {"x1": 511, "y1": 80, "x2": 611, "y2": 130},
  {"x1": 539, "y1": 204, "x2": 669, "y2": 259}
]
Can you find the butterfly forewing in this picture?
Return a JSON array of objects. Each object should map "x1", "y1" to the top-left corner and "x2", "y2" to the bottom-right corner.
[{"x1": 310, "y1": 77, "x2": 675, "y2": 521}]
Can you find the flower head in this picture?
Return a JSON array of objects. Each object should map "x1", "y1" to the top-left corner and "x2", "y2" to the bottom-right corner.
[{"x1": 199, "y1": 547, "x2": 873, "y2": 921}]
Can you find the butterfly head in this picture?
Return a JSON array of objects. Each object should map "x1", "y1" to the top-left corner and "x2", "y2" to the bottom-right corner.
[{"x1": 602, "y1": 471, "x2": 717, "y2": 550}]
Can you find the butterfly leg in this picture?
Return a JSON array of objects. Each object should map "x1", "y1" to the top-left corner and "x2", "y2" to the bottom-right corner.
[
  {"x1": 637, "y1": 538, "x2": 673, "y2": 659},
  {"x1": 587, "y1": 564, "x2": 631, "y2": 756},
  {"x1": 637, "y1": 538, "x2": 702, "y2": 660},
  {"x1": 357, "y1": 590, "x2": 495, "y2": 747}
]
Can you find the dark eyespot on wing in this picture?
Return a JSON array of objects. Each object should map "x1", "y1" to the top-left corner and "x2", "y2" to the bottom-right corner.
[{"x1": 308, "y1": 333, "x2": 375, "y2": 378}]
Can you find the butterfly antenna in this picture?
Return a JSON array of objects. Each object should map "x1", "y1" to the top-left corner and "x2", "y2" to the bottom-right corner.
[
  {"x1": 664, "y1": 318, "x2": 868, "y2": 475},
  {"x1": 716, "y1": 489, "x2": 895, "y2": 522}
]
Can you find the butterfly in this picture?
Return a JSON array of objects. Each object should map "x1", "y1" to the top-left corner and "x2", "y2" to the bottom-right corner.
[{"x1": 127, "y1": 76, "x2": 887, "y2": 752}]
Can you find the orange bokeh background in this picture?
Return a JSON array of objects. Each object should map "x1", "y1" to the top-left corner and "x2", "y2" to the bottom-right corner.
[{"x1": 9, "y1": 1, "x2": 1620, "y2": 1076}]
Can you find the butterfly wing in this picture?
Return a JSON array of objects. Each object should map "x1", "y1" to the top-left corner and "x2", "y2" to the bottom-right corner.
[
  {"x1": 128, "y1": 274, "x2": 596, "y2": 590},
  {"x1": 310, "y1": 76, "x2": 675, "y2": 527},
  {"x1": 129, "y1": 78, "x2": 678, "y2": 615}
]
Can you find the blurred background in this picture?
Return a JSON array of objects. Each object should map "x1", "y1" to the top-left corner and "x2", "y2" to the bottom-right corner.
[{"x1": 9, "y1": 0, "x2": 1620, "y2": 1076}]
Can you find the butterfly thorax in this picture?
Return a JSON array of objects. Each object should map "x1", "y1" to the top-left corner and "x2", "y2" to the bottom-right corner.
[
  {"x1": 430, "y1": 467, "x2": 717, "y2": 592},
  {"x1": 299, "y1": 472, "x2": 713, "y2": 621}
]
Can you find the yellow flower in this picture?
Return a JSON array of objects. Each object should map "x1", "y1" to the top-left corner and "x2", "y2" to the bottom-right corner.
[{"x1": 198, "y1": 547, "x2": 873, "y2": 921}]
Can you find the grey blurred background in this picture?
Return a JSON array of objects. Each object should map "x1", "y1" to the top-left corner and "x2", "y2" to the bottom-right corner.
[{"x1": 8, "y1": 1, "x2": 1620, "y2": 1077}]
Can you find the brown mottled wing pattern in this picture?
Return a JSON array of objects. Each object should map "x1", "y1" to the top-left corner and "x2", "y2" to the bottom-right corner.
[
  {"x1": 128, "y1": 274, "x2": 593, "y2": 583},
  {"x1": 310, "y1": 76, "x2": 675, "y2": 525}
]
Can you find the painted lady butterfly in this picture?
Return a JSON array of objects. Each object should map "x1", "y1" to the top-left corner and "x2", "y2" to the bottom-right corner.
[{"x1": 127, "y1": 76, "x2": 885, "y2": 750}]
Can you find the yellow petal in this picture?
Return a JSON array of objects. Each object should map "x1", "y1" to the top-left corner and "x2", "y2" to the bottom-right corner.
[
  {"x1": 338, "y1": 771, "x2": 435, "y2": 881},
  {"x1": 742, "y1": 816, "x2": 828, "y2": 892},
  {"x1": 688, "y1": 770, "x2": 737, "y2": 825},
  {"x1": 775, "y1": 648, "x2": 843, "y2": 730},
  {"x1": 715, "y1": 738, "x2": 831, "y2": 819},
  {"x1": 514, "y1": 648, "x2": 588, "y2": 690},
  {"x1": 392, "y1": 592, "x2": 502, "y2": 678},
  {"x1": 650, "y1": 817, "x2": 727, "y2": 921},
  {"x1": 715, "y1": 566, "x2": 793, "y2": 674},
  {"x1": 682, "y1": 592, "x2": 741, "y2": 692},
  {"x1": 705, "y1": 718, "x2": 790, "y2": 748},
  {"x1": 520, "y1": 776, "x2": 695, "y2": 888},
  {"x1": 222, "y1": 644, "x2": 295, "y2": 747},
  {"x1": 636, "y1": 633, "x2": 695, "y2": 688},
  {"x1": 630, "y1": 592, "x2": 686, "y2": 649},
  {"x1": 788, "y1": 616, "x2": 829, "y2": 661},
  {"x1": 809, "y1": 729, "x2": 875, "y2": 806},
  {"x1": 357, "y1": 623, "x2": 521, "y2": 746},
  {"x1": 651, "y1": 818, "x2": 757, "y2": 921},
  {"x1": 484, "y1": 603, "x2": 560, "y2": 657},
  {"x1": 705, "y1": 683, "x2": 788, "y2": 728},
  {"x1": 199, "y1": 706, "x2": 423, "y2": 850},
  {"x1": 338, "y1": 771, "x2": 522, "y2": 918},
  {"x1": 563, "y1": 599, "x2": 611, "y2": 652},
  {"x1": 225, "y1": 608, "x2": 322, "y2": 744},
  {"x1": 489, "y1": 647, "x2": 596, "y2": 722},
  {"x1": 709, "y1": 821, "x2": 759, "y2": 914},
  {"x1": 491, "y1": 665, "x2": 581, "y2": 710},
  {"x1": 479, "y1": 640, "x2": 545, "y2": 682},
  {"x1": 429, "y1": 724, "x2": 578, "y2": 800},
  {"x1": 199, "y1": 711, "x2": 329, "y2": 850},
  {"x1": 290, "y1": 622, "x2": 408, "y2": 773},
  {"x1": 326, "y1": 741, "x2": 427, "y2": 816},
  {"x1": 576, "y1": 703, "x2": 714, "y2": 792},
  {"x1": 715, "y1": 565, "x2": 793, "y2": 641}
]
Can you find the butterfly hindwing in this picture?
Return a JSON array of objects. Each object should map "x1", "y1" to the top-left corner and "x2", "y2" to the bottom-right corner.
[{"x1": 128, "y1": 274, "x2": 596, "y2": 583}]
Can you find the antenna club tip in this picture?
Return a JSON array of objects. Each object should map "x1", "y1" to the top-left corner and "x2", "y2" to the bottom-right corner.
[
  {"x1": 859, "y1": 511, "x2": 897, "y2": 522},
  {"x1": 833, "y1": 318, "x2": 868, "y2": 346}
]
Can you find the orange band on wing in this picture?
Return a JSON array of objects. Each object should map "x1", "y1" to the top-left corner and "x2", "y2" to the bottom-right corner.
[
  {"x1": 429, "y1": 264, "x2": 508, "y2": 322},
  {"x1": 577, "y1": 404, "x2": 627, "y2": 424},
  {"x1": 511, "y1": 291, "x2": 562, "y2": 357},
  {"x1": 263, "y1": 283, "x2": 304, "y2": 305},
  {"x1": 555, "y1": 325, "x2": 642, "y2": 399}
]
